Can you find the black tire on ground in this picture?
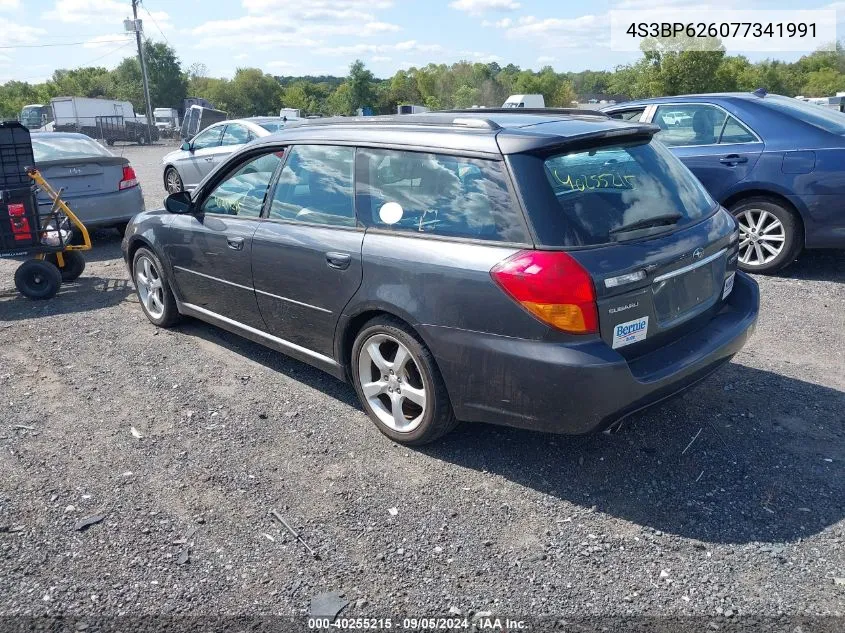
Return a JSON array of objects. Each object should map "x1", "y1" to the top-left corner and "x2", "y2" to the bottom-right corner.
[
  {"x1": 45, "y1": 251, "x2": 86, "y2": 282},
  {"x1": 164, "y1": 167, "x2": 184, "y2": 194},
  {"x1": 350, "y1": 315, "x2": 458, "y2": 445},
  {"x1": 106, "y1": 139, "x2": 115, "y2": 146},
  {"x1": 132, "y1": 247, "x2": 181, "y2": 328},
  {"x1": 14, "y1": 259, "x2": 62, "y2": 300},
  {"x1": 729, "y1": 196, "x2": 803, "y2": 274}
]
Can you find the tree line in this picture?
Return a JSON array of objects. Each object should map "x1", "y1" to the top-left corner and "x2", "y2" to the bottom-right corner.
[{"x1": 1, "y1": 38, "x2": 843, "y2": 120}]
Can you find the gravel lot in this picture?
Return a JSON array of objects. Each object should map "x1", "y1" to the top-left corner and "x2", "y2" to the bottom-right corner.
[{"x1": 1, "y1": 142, "x2": 843, "y2": 625}]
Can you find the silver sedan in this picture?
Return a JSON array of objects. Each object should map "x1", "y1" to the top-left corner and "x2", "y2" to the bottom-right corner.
[{"x1": 161, "y1": 117, "x2": 287, "y2": 194}]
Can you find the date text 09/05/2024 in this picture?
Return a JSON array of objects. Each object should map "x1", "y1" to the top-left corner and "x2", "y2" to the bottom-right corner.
[
  {"x1": 307, "y1": 617, "x2": 528, "y2": 630},
  {"x1": 625, "y1": 22, "x2": 816, "y2": 39}
]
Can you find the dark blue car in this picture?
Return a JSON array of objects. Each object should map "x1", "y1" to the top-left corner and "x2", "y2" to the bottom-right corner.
[{"x1": 604, "y1": 92, "x2": 845, "y2": 273}]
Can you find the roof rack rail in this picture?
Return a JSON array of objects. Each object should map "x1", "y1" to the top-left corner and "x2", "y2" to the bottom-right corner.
[
  {"x1": 284, "y1": 114, "x2": 502, "y2": 130},
  {"x1": 444, "y1": 107, "x2": 609, "y2": 118}
]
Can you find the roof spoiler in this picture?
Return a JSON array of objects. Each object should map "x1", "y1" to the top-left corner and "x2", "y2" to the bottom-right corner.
[{"x1": 497, "y1": 123, "x2": 660, "y2": 155}]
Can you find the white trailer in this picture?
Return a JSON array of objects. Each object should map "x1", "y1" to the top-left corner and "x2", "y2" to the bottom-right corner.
[
  {"x1": 502, "y1": 94, "x2": 545, "y2": 109},
  {"x1": 397, "y1": 104, "x2": 429, "y2": 114},
  {"x1": 280, "y1": 108, "x2": 301, "y2": 119},
  {"x1": 51, "y1": 97, "x2": 136, "y2": 128},
  {"x1": 50, "y1": 97, "x2": 158, "y2": 144}
]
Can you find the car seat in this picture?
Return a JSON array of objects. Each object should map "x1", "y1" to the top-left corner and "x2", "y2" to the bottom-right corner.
[{"x1": 692, "y1": 110, "x2": 716, "y2": 145}]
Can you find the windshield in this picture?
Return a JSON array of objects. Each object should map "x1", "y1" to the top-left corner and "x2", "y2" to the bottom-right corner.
[
  {"x1": 760, "y1": 95, "x2": 845, "y2": 134},
  {"x1": 32, "y1": 135, "x2": 113, "y2": 162},
  {"x1": 511, "y1": 139, "x2": 716, "y2": 247},
  {"x1": 155, "y1": 116, "x2": 171, "y2": 123}
]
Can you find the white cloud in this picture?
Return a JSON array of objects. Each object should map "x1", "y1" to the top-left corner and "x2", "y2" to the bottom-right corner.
[
  {"x1": 189, "y1": 12, "x2": 399, "y2": 49},
  {"x1": 505, "y1": 14, "x2": 610, "y2": 49},
  {"x1": 537, "y1": 55, "x2": 556, "y2": 63},
  {"x1": 318, "y1": 40, "x2": 443, "y2": 56},
  {"x1": 244, "y1": 0, "x2": 394, "y2": 12},
  {"x1": 0, "y1": 0, "x2": 21, "y2": 11},
  {"x1": 3, "y1": 22, "x2": 47, "y2": 46},
  {"x1": 449, "y1": 0, "x2": 521, "y2": 16},
  {"x1": 459, "y1": 50, "x2": 503, "y2": 63},
  {"x1": 42, "y1": 0, "x2": 172, "y2": 30},
  {"x1": 266, "y1": 60, "x2": 296, "y2": 70},
  {"x1": 82, "y1": 34, "x2": 132, "y2": 49},
  {"x1": 371, "y1": 55, "x2": 392, "y2": 62}
]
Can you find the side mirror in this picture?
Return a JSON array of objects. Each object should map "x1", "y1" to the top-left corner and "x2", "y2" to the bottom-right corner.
[
  {"x1": 164, "y1": 190, "x2": 193, "y2": 214},
  {"x1": 181, "y1": 141, "x2": 192, "y2": 152}
]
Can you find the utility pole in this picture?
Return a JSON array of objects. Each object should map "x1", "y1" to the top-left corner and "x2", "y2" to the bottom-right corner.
[{"x1": 130, "y1": 0, "x2": 154, "y2": 143}]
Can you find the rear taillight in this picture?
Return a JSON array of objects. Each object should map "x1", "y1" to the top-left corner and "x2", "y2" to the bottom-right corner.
[
  {"x1": 7, "y1": 203, "x2": 32, "y2": 241},
  {"x1": 490, "y1": 250, "x2": 598, "y2": 334},
  {"x1": 119, "y1": 165, "x2": 138, "y2": 190}
]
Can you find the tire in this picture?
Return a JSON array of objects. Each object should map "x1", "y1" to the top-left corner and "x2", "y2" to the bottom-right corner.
[
  {"x1": 106, "y1": 139, "x2": 115, "y2": 146},
  {"x1": 132, "y1": 247, "x2": 180, "y2": 327},
  {"x1": 164, "y1": 167, "x2": 184, "y2": 194},
  {"x1": 729, "y1": 197, "x2": 803, "y2": 274},
  {"x1": 351, "y1": 316, "x2": 458, "y2": 445},
  {"x1": 45, "y1": 251, "x2": 86, "y2": 282},
  {"x1": 14, "y1": 260, "x2": 62, "y2": 300}
]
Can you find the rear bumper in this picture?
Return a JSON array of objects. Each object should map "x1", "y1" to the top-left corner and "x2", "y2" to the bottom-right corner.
[
  {"x1": 422, "y1": 271, "x2": 759, "y2": 434},
  {"x1": 37, "y1": 186, "x2": 144, "y2": 228}
]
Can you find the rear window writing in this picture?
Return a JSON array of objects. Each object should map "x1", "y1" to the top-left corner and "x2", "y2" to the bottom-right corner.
[{"x1": 535, "y1": 140, "x2": 716, "y2": 246}]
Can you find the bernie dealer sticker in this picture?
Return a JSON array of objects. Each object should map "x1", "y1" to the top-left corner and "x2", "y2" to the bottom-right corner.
[{"x1": 612, "y1": 316, "x2": 649, "y2": 349}]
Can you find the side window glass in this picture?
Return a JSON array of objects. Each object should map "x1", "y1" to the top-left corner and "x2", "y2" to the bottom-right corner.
[
  {"x1": 269, "y1": 145, "x2": 355, "y2": 227},
  {"x1": 653, "y1": 105, "x2": 726, "y2": 147},
  {"x1": 201, "y1": 151, "x2": 282, "y2": 217},
  {"x1": 356, "y1": 148, "x2": 528, "y2": 243},
  {"x1": 719, "y1": 116, "x2": 756, "y2": 144},
  {"x1": 609, "y1": 109, "x2": 644, "y2": 121},
  {"x1": 221, "y1": 124, "x2": 250, "y2": 146},
  {"x1": 192, "y1": 126, "x2": 223, "y2": 150}
]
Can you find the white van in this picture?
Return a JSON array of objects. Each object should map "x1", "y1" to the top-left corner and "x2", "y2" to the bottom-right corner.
[{"x1": 502, "y1": 94, "x2": 545, "y2": 109}]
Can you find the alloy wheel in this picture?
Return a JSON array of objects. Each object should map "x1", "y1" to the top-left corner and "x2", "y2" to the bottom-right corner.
[
  {"x1": 135, "y1": 255, "x2": 165, "y2": 319},
  {"x1": 165, "y1": 169, "x2": 183, "y2": 194},
  {"x1": 736, "y1": 209, "x2": 786, "y2": 267},
  {"x1": 357, "y1": 334, "x2": 427, "y2": 433}
]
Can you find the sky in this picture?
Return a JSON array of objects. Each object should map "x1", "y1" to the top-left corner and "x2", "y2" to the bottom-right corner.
[{"x1": 1, "y1": 0, "x2": 844, "y2": 84}]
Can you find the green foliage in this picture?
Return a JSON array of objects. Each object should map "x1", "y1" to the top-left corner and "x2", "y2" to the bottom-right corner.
[
  {"x1": 143, "y1": 40, "x2": 188, "y2": 110},
  {"x1": 3, "y1": 40, "x2": 845, "y2": 122}
]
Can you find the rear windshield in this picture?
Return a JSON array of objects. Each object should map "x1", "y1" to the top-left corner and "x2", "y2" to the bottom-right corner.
[
  {"x1": 32, "y1": 135, "x2": 113, "y2": 162},
  {"x1": 510, "y1": 139, "x2": 716, "y2": 247},
  {"x1": 759, "y1": 95, "x2": 845, "y2": 134}
]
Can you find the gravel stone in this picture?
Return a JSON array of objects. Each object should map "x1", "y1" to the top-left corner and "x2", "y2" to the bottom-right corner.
[{"x1": 0, "y1": 142, "x2": 843, "y2": 618}]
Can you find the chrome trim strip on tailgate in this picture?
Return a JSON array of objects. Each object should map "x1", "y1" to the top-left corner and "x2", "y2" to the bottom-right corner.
[{"x1": 652, "y1": 248, "x2": 727, "y2": 284}]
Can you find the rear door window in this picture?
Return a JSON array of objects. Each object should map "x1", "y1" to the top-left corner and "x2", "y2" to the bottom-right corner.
[
  {"x1": 356, "y1": 148, "x2": 529, "y2": 243},
  {"x1": 221, "y1": 124, "x2": 250, "y2": 146},
  {"x1": 268, "y1": 145, "x2": 356, "y2": 227},
  {"x1": 719, "y1": 116, "x2": 757, "y2": 143},
  {"x1": 653, "y1": 105, "x2": 727, "y2": 147},
  {"x1": 509, "y1": 139, "x2": 717, "y2": 247},
  {"x1": 607, "y1": 108, "x2": 645, "y2": 122}
]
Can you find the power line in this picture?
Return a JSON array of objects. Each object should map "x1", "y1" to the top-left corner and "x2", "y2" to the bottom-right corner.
[
  {"x1": 140, "y1": 1, "x2": 170, "y2": 45},
  {"x1": 82, "y1": 41, "x2": 136, "y2": 66},
  {"x1": 0, "y1": 39, "x2": 130, "y2": 50}
]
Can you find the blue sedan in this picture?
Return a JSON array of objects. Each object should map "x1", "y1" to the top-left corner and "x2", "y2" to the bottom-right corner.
[{"x1": 603, "y1": 92, "x2": 845, "y2": 273}]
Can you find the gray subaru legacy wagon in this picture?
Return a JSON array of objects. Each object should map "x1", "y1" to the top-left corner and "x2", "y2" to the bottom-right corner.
[{"x1": 122, "y1": 110, "x2": 759, "y2": 445}]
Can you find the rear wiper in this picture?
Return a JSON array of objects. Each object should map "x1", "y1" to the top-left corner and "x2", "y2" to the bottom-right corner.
[{"x1": 608, "y1": 213, "x2": 682, "y2": 236}]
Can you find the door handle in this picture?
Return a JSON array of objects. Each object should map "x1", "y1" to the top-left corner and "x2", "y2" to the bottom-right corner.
[
  {"x1": 227, "y1": 237, "x2": 245, "y2": 250},
  {"x1": 205, "y1": 157, "x2": 215, "y2": 162},
  {"x1": 325, "y1": 252, "x2": 352, "y2": 270},
  {"x1": 720, "y1": 155, "x2": 748, "y2": 165}
]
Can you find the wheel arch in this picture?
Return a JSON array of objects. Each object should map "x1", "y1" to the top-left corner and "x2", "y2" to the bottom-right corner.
[
  {"x1": 336, "y1": 306, "x2": 435, "y2": 383},
  {"x1": 721, "y1": 189, "x2": 806, "y2": 246}
]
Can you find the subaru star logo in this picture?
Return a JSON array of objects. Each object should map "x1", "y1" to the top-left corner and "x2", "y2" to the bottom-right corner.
[{"x1": 693, "y1": 248, "x2": 704, "y2": 260}]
